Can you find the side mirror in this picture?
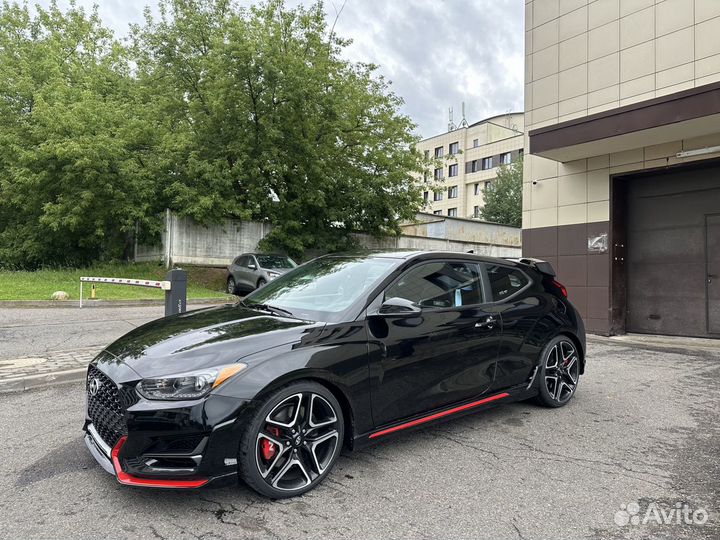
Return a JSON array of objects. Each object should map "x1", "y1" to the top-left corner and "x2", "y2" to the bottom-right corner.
[
  {"x1": 377, "y1": 297, "x2": 422, "y2": 316},
  {"x1": 247, "y1": 264, "x2": 257, "y2": 270}
]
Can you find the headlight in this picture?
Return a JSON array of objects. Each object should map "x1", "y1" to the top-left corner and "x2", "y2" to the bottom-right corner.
[
  {"x1": 267, "y1": 271, "x2": 280, "y2": 279},
  {"x1": 136, "y1": 364, "x2": 247, "y2": 401}
]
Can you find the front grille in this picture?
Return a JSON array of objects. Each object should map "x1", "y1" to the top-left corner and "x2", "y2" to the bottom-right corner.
[{"x1": 86, "y1": 365, "x2": 138, "y2": 449}]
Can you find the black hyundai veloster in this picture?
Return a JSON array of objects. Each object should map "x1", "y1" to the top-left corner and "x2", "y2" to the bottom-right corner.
[{"x1": 83, "y1": 251, "x2": 586, "y2": 498}]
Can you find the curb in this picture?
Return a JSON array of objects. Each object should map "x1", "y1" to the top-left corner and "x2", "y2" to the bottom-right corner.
[
  {"x1": 0, "y1": 367, "x2": 87, "y2": 394},
  {"x1": 0, "y1": 297, "x2": 236, "y2": 308}
]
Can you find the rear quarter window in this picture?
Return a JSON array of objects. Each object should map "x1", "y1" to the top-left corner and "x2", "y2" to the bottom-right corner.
[{"x1": 486, "y1": 264, "x2": 530, "y2": 301}]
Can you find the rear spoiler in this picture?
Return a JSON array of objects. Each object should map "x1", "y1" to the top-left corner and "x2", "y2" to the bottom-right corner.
[{"x1": 504, "y1": 257, "x2": 556, "y2": 277}]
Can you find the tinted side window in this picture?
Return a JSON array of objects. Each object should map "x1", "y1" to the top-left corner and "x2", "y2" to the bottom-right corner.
[
  {"x1": 238, "y1": 256, "x2": 250, "y2": 267},
  {"x1": 485, "y1": 264, "x2": 529, "y2": 301},
  {"x1": 233, "y1": 256, "x2": 243, "y2": 265},
  {"x1": 385, "y1": 262, "x2": 484, "y2": 308}
]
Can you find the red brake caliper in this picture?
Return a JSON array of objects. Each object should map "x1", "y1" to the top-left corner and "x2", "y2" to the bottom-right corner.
[{"x1": 260, "y1": 426, "x2": 280, "y2": 461}]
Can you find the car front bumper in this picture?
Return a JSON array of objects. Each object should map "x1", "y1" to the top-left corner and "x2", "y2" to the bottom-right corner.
[{"x1": 84, "y1": 385, "x2": 255, "y2": 489}]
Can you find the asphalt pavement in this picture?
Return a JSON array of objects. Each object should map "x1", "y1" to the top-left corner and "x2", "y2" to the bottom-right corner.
[
  {"x1": 0, "y1": 336, "x2": 718, "y2": 539},
  {"x1": 0, "y1": 304, "x2": 225, "y2": 360}
]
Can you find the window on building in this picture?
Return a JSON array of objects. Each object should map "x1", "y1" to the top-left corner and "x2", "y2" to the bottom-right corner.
[
  {"x1": 424, "y1": 149, "x2": 430, "y2": 160},
  {"x1": 434, "y1": 167, "x2": 444, "y2": 180},
  {"x1": 448, "y1": 163, "x2": 458, "y2": 177},
  {"x1": 423, "y1": 191, "x2": 429, "y2": 201},
  {"x1": 518, "y1": 149, "x2": 524, "y2": 159},
  {"x1": 500, "y1": 152, "x2": 511, "y2": 165},
  {"x1": 473, "y1": 183, "x2": 481, "y2": 196},
  {"x1": 423, "y1": 171, "x2": 429, "y2": 182},
  {"x1": 486, "y1": 265, "x2": 530, "y2": 301},
  {"x1": 448, "y1": 185, "x2": 458, "y2": 199},
  {"x1": 473, "y1": 205, "x2": 481, "y2": 218},
  {"x1": 447, "y1": 208, "x2": 458, "y2": 217},
  {"x1": 473, "y1": 139, "x2": 479, "y2": 148},
  {"x1": 433, "y1": 191, "x2": 443, "y2": 201},
  {"x1": 481, "y1": 157, "x2": 493, "y2": 170},
  {"x1": 470, "y1": 159, "x2": 481, "y2": 173},
  {"x1": 433, "y1": 209, "x2": 443, "y2": 215},
  {"x1": 485, "y1": 180, "x2": 492, "y2": 191},
  {"x1": 449, "y1": 142, "x2": 459, "y2": 155},
  {"x1": 434, "y1": 146, "x2": 444, "y2": 158}
]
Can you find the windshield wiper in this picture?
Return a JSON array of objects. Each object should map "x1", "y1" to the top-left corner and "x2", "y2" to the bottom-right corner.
[{"x1": 241, "y1": 301, "x2": 294, "y2": 318}]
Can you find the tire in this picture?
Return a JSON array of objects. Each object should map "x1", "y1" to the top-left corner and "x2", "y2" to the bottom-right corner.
[
  {"x1": 534, "y1": 335, "x2": 581, "y2": 408},
  {"x1": 238, "y1": 381, "x2": 345, "y2": 499},
  {"x1": 227, "y1": 277, "x2": 238, "y2": 295},
  {"x1": 256, "y1": 278, "x2": 267, "y2": 289}
]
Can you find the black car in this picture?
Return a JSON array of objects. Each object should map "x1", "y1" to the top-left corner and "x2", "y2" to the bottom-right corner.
[{"x1": 83, "y1": 251, "x2": 585, "y2": 498}]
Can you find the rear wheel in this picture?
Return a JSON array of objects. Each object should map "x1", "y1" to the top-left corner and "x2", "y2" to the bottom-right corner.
[
  {"x1": 238, "y1": 381, "x2": 344, "y2": 498},
  {"x1": 227, "y1": 277, "x2": 238, "y2": 295},
  {"x1": 534, "y1": 336, "x2": 580, "y2": 408}
]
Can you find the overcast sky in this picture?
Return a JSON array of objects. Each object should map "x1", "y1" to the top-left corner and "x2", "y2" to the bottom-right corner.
[{"x1": 36, "y1": 0, "x2": 524, "y2": 138}]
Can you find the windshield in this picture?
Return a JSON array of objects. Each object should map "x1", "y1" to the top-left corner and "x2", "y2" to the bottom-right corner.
[
  {"x1": 256, "y1": 255, "x2": 296, "y2": 269},
  {"x1": 243, "y1": 256, "x2": 399, "y2": 322}
]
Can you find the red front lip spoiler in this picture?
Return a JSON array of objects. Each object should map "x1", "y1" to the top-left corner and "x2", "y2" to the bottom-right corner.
[
  {"x1": 111, "y1": 436, "x2": 209, "y2": 489},
  {"x1": 369, "y1": 392, "x2": 510, "y2": 439}
]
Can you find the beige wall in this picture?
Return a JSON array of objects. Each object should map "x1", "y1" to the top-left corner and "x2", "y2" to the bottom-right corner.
[
  {"x1": 524, "y1": 0, "x2": 720, "y2": 229},
  {"x1": 417, "y1": 113, "x2": 524, "y2": 219}
]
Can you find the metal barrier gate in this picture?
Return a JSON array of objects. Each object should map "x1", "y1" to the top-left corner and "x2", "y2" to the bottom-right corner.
[{"x1": 80, "y1": 269, "x2": 187, "y2": 316}]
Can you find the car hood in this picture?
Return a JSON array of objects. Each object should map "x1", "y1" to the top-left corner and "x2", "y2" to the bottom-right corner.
[{"x1": 98, "y1": 304, "x2": 321, "y2": 379}]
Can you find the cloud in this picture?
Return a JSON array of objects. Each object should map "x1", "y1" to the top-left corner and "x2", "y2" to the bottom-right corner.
[{"x1": 34, "y1": 0, "x2": 524, "y2": 137}]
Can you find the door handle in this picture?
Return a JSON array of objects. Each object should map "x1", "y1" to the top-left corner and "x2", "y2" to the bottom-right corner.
[{"x1": 475, "y1": 315, "x2": 497, "y2": 329}]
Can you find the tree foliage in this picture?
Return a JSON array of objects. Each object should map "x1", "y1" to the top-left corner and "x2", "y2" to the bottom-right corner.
[
  {"x1": 0, "y1": 0, "x2": 426, "y2": 268},
  {"x1": 479, "y1": 157, "x2": 522, "y2": 227},
  {"x1": 0, "y1": 1, "x2": 163, "y2": 268}
]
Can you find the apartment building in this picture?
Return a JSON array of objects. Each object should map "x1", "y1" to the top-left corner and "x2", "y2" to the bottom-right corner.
[
  {"x1": 523, "y1": 0, "x2": 720, "y2": 338},
  {"x1": 417, "y1": 113, "x2": 524, "y2": 219}
]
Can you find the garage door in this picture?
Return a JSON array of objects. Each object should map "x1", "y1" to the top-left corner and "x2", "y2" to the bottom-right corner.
[{"x1": 626, "y1": 164, "x2": 720, "y2": 337}]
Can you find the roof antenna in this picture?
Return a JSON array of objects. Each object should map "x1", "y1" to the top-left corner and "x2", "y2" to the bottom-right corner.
[
  {"x1": 447, "y1": 107, "x2": 456, "y2": 132},
  {"x1": 459, "y1": 101, "x2": 469, "y2": 128}
]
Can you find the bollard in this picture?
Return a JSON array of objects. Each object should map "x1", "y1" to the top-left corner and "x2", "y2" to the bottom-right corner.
[{"x1": 165, "y1": 269, "x2": 187, "y2": 316}]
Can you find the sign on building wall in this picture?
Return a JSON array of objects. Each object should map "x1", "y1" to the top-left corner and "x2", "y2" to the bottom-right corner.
[{"x1": 588, "y1": 233, "x2": 608, "y2": 253}]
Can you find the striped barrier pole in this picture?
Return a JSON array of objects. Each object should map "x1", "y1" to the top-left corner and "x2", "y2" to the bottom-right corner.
[{"x1": 79, "y1": 270, "x2": 187, "y2": 316}]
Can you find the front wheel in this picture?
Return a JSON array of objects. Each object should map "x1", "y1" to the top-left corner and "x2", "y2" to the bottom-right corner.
[
  {"x1": 534, "y1": 336, "x2": 580, "y2": 408},
  {"x1": 238, "y1": 381, "x2": 344, "y2": 498}
]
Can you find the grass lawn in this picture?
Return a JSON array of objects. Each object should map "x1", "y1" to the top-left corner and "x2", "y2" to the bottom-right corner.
[{"x1": 0, "y1": 262, "x2": 234, "y2": 301}]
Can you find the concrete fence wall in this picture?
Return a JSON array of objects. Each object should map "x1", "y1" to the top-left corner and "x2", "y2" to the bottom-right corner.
[
  {"x1": 136, "y1": 211, "x2": 521, "y2": 267},
  {"x1": 353, "y1": 233, "x2": 521, "y2": 258},
  {"x1": 136, "y1": 211, "x2": 273, "y2": 267}
]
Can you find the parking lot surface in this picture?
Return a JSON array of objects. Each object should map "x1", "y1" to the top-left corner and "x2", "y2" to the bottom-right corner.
[
  {"x1": 0, "y1": 304, "x2": 221, "y2": 360},
  {"x1": 0, "y1": 337, "x2": 718, "y2": 539}
]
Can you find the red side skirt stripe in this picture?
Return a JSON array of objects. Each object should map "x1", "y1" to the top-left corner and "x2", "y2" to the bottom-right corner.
[
  {"x1": 111, "y1": 436, "x2": 208, "y2": 488},
  {"x1": 369, "y1": 392, "x2": 510, "y2": 439}
]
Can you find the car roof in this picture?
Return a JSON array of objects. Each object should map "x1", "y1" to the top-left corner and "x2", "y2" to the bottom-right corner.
[
  {"x1": 321, "y1": 250, "x2": 521, "y2": 266},
  {"x1": 241, "y1": 253, "x2": 289, "y2": 257}
]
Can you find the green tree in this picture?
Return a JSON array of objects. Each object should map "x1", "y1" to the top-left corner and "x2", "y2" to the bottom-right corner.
[
  {"x1": 479, "y1": 157, "x2": 522, "y2": 227},
  {"x1": 0, "y1": 1, "x2": 162, "y2": 268},
  {"x1": 133, "y1": 0, "x2": 425, "y2": 258}
]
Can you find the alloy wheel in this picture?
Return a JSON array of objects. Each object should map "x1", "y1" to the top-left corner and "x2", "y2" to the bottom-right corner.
[
  {"x1": 227, "y1": 277, "x2": 236, "y2": 294},
  {"x1": 544, "y1": 340, "x2": 579, "y2": 404},
  {"x1": 255, "y1": 392, "x2": 340, "y2": 492}
]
